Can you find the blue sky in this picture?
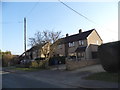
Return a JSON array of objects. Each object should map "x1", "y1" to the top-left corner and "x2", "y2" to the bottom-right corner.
[{"x1": 2, "y1": 1, "x2": 118, "y2": 55}]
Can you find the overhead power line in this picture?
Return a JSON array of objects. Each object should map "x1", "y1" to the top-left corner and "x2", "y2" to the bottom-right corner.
[
  {"x1": 58, "y1": 0, "x2": 96, "y2": 24},
  {"x1": 1, "y1": 1, "x2": 39, "y2": 25},
  {"x1": 58, "y1": 0, "x2": 117, "y2": 34},
  {"x1": 0, "y1": 21, "x2": 23, "y2": 24},
  {"x1": 25, "y1": 1, "x2": 40, "y2": 18}
]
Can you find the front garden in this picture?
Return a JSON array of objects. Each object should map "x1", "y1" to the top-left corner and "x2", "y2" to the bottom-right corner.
[{"x1": 84, "y1": 72, "x2": 120, "y2": 83}]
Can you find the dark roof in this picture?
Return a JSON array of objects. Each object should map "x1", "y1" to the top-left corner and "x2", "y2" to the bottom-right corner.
[
  {"x1": 25, "y1": 45, "x2": 40, "y2": 53},
  {"x1": 27, "y1": 42, "x2": 48, "y2": 52},
  {"x1": 19, "y1": 42, "x2": 49, "y2": 58},
  {"x1": 75, "y1": 46, "x2": 87, "y2": 52},
  {"x1": 59, "y1": 29, "x2": 94, "y2": 44}
]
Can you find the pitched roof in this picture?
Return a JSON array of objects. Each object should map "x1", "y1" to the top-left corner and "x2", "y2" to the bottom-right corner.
[
  {"x1": 75, "y1": 46, "x2": 86, "y2": 52},
  {"x1": 59, "y1": 29, "x2": 94, "y2": 44},
  {"x1": 28, "y1": 42, "x2": 49, "y2": 52}
]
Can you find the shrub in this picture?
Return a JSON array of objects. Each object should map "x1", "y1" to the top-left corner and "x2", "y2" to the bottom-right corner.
[
  {"x1": 49, "y1": 56, "x2": 66, "y2": 66},
  {"x1": 2, "y1": 54, "x2": 14, "y2": 67},
  {"x1": 98, "y1": 41, "x2": 119, "y2": 73},
  {"x1": 30, "y1": 61, "x2": 39, "y2": 68},
  {"x1": 30, "y1": 59, "x2": 48, "y2": 69}
]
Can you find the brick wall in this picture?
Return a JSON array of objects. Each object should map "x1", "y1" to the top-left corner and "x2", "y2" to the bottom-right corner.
[{"x1": 66, "y1": 59, "x2": 100, "y2": 70}]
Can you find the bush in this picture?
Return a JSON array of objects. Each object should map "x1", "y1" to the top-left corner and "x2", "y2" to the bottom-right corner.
[
  {"x1": 30, "y1": 59, "x2": 48, "y2": 69},
  {"x1": 2, "y1": 54, "x2": 14, "y2": 67},
  {"x1": 49, "y1": 56, "x2": 66, "y2": 66},
  {"x1": 30, "y1": 61, "x2": 39, "y2": 68},
  {"x1": 98, "y1": 41, "x2": 119, "y2": 73},
  {"x1": 35, "y1": 57, "x2": 45, "y2": 60},
  {"x1": 19, "y1": 60, "x2": 32, "y2": 68}
]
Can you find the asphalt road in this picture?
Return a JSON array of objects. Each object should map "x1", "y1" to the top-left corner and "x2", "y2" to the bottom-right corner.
[
  {"x1": 2, "y1": 64, "x2": 108, "y2": 89},
  {"x1": 2, "y1": 72, "x2": 66, "y2": 88}
]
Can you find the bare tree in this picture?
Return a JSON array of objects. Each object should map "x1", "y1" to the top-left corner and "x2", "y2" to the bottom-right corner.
[
  {"x1": 28, "y1": 31, "x2": 45, "y2": 47},
  {"x1": 28, "y1": 30, "x2": 62, "y2": 58},
  {"x1": 42, "y1": 30, "x2": 62, "y2": 44}
]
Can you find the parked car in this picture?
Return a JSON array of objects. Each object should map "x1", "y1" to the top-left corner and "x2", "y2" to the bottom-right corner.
[{"x1": 20, "y1": 59, "x2": 31, "y2": 64}]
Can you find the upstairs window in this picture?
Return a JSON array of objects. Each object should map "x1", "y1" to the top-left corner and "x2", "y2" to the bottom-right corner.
[
  {"x1": 69, "y1": 42, "x2": 75, "y2": 47},
  {"x1": 79, "y1": 40, "x2": 84, "y2": 45},
  {"x1": 58, "y1": 44, "x2": 62, "y2": 49}
]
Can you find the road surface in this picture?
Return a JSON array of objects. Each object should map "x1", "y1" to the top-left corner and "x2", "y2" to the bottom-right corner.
[
  {"x1": 2, "y1": 64, "x2": 112, "y2": 89},
  {"x1": 2, "y1": 72, "x2": 70, "y2": 88}
]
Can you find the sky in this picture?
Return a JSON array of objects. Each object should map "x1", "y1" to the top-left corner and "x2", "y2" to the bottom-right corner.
[{"x1": 1, "y1": 0, "x2": 118, "y2": 55}]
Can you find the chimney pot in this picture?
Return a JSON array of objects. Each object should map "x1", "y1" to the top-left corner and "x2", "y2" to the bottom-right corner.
[
  {"x1": 79, "y1": 29, "x2": 82, "y2": 33},
  {"x1": 66, "y1": 33, "x2": 69, "y2": 37}
]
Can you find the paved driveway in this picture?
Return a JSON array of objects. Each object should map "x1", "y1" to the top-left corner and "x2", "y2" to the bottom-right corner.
[{"x1": 72, "y1": 64, "x2": 106, "y2": 73}]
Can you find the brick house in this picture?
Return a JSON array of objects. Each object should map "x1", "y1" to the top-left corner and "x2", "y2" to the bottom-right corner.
[
  {"x1": 19, "y1": 29, "x2": 102, "y2": 61},
  {"x1": 53, "y1": 29, "x2": 103, "y2": 60},
  {"x1": 19, "y1": 42, "x2": 50, "y2": 60}
]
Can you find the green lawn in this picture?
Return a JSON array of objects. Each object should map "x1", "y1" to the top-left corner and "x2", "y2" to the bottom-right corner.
[
  {"x1": 12, "y1": 67, "x2": 41, "y2": 71},
  {"x1": 84, "y1": 72, "x2": 120, "y2": 83}
]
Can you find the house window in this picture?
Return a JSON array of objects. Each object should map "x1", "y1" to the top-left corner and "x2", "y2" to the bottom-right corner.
[
  {"x1": 79, "y1": 40, "x2": 84, "y2": 45},
  {"x1": 69, "y1": 53, "x2": 76, "y2": 56},
  {"x1": 78, "y1": 52, "x2": 84, "y2": 58},
  {"x1": 59, "y1": 54, "x2": 63, "y2": 56},
  {"x1": 58, "y1": 44, "x2": 62, "y2": 49},
  {"x1": 81, "y1": 52, "x2": 84, "y2": 57},
  {"x1": 69, "y1": 42, "x2": 75, "y2": 47}
]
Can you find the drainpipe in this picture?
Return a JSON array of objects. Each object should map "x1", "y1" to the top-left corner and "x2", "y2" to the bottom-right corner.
[{"x1": 76, "y1": 52, "x2": 77, "y2": 61}]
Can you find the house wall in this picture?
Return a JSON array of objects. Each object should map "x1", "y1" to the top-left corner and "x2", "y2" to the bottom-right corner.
[
  {"x1": 85, "y1": 30, "x2": 102, "y2": 59},
  {"x1": 68, "y1": 40, "x2": 87, "y2": 56},
  {"x1": 85, "y1": 44, "x2": 99, "y2": 59},
  {"x1": 90, "y1": 44, "x2": 99, "y2": 51},
  {"x1": 85, "y1": 46, "x2": 92, "y2": 59},
  {"x1": 55, "y1": 44, "x2": 65, "y2": 56},
  {"x1": 68, "y1": 41, "x2": 78, "y2": 56},
  {"x1": 53, "y1": 30, "x2": 102, "y2": 59},
  {"x1": 55, "y1": 40, "x2": 87, "y2": 57},
  {"x1": 32, "y1": 50, "x2": 38, "y2": 59},
  {"x1": 87, "y1": 30, "x2": 103, "y2": 46},
  {"x1": 40, "y1": 43, "x2": 50, "y2": 58},
  {"x1": 25, "y1": 51, "x2": 33, "y2": 60},
  {"x1": 30, "y1": 49, "x2": 41, "y2": 59},
  {"x1": 55, "y1": 39, "x2": 88, "y2": 57}
]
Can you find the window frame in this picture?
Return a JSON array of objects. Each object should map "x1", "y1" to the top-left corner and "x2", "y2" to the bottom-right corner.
[
  {"x1": 79, "y1": 40, "x2": 84, "y2": 45},
  {"x1": 69, "y1": 42, "x2": 75, "y2": 47},
  {"x1": 58, "y1": 44, "x2": 62, "y2": 49},
  {"x1": 78, "y1": 52, "x2": 84, "y2": 58}
]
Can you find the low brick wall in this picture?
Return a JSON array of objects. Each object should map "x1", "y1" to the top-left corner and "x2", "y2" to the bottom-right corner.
[{"x1": 66, "y1": 59, "x2": 100, "y2": 70}]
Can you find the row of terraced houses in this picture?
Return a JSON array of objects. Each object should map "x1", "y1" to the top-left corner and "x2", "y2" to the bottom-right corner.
[{"x1": 19, "y1": 29, "x2": 103, "y2": 61}]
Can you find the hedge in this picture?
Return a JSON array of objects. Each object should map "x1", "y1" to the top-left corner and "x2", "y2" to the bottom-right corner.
[
  {"x1": 98, "y1": 41, "x2": 119, "y2": 73},
  {"x1": 49, "y1": 56, "x2": 66, "y2": 66}
]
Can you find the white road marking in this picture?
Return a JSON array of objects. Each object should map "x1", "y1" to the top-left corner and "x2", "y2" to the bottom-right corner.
[{"x1": 0, "y1": 71, "x2": 9, "y2": 74}]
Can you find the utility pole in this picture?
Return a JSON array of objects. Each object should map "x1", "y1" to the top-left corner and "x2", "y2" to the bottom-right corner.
[{"x1": 24, "y1": 17, "x2": 26, "y2": 59}]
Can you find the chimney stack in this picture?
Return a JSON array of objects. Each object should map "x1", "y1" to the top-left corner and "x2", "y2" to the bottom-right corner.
[
  {"x1": 66, "y1": 33, "x2": 69, "y2": 37},
  {"x1": 79, "y1": 29, "x2": 82, "y2": 33}
]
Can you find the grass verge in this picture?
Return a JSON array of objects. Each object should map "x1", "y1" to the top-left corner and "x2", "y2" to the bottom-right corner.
[
  {"x1": 84, "y1": 72, "x2": 120, "y2": 83},
  {"x1": 12, "y1": 67, "x2": 43, "y2": 71}
]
